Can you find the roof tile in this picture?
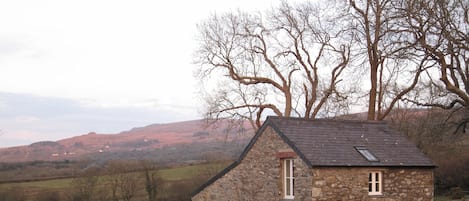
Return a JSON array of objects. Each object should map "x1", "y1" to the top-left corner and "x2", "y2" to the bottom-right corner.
[{"x1": 268, "y1": 116, "x2": 434, "y2": 167}]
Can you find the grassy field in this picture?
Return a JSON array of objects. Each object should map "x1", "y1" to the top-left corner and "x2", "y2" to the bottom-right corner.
[
  {"x1": 0, "y1": 161, "x2": 230, "y2": 201},
  {"x1": 158, "y1": 162, "x2": 228, "y2": 181},
  {"x1": 1, "y1": 161, "x2": 463, "y2": 201}
]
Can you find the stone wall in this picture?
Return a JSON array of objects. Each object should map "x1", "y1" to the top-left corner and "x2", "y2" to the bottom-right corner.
[
  {"x1": 311, "y1": 167, "x2": 434, "y2": 201},
  {"x1": 192, "y1": 125, "x2": 434, "y2": 201},
  {"x1": 192, "y1": 126, "x2": 312, "y2": 201}
]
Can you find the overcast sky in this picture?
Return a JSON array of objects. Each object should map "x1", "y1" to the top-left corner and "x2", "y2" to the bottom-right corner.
[{"x1": 0, "y1": 0, "x2": 290, "y2": 147}]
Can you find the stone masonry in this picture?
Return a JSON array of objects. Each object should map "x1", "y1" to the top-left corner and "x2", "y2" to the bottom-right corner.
[
  {"x1": 192, "y1": 121, "x2": 434, "y2": 201},
  {"x1": 192, "y1": 126, "x2": 312, "y2": 201},
  {"x1": 311, "y1": 167, "x2": 434, "y2": 201}
]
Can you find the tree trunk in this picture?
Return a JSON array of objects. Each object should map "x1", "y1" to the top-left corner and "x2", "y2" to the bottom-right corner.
[{"x1": 368, "y1": 65, "x2": 378, "y2": 120}]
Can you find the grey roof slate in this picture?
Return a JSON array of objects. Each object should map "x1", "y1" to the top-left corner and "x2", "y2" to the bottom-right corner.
[
  {"x1": 192, "y1": 116, "x2": 434, "y2": 197},
  {"x1": 267, "y1": 116, "x2": 435, "y2": 167}
]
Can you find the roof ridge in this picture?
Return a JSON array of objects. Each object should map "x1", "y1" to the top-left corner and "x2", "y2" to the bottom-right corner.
[{"x1": 266, "y1": 116, "x2": 388, "y2": 124}]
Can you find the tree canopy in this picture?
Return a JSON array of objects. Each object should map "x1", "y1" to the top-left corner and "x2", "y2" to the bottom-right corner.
[{"x1": 195, "y1": 0, "x2": 468, "y2": 129}]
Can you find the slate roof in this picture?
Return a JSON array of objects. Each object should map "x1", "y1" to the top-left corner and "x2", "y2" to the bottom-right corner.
[
  {"x1": 192, "y1": 116, "x2": 434, "y2": 197},
  {"x1": 266, "y1": 116, "x2": 434, "y2": 167}
]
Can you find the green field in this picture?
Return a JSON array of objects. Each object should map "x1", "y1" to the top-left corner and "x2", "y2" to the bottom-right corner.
[
  {"x1": 0, "y1": 161, "x2": 230, "y2": 201},
  {"x1": 1, "y1": 161, "x2": 463, "y2": 201}
]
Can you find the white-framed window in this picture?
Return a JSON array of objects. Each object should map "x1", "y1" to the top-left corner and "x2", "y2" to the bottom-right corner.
[
  {"x1": 368, "y1": 171, "x2": 382, "y2": 195},
  {"x1": 283, "y1": 159, "x2": 294, "y2": 199}
]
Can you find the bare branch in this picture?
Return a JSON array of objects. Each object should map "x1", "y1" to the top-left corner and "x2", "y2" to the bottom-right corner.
[{"x1": 195, "y1": 2, "x2": 351, "y2": 127}]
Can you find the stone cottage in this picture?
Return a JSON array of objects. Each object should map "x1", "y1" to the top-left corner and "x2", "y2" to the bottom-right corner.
[{"x1": 191, "y1": 116, "x2": 435, "y2": 201}]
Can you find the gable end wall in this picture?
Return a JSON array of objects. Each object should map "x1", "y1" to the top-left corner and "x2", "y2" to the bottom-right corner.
[{"x1": 192, "y1": 126, "x2": 312, "y2": 201}]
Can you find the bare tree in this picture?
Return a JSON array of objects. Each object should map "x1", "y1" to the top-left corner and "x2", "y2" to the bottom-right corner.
[
  {"x1": 106, "y1": 161, "x2": 139, "y2": 201},
  {"x1": 346, "y1": 0, "x2": 426, "y2": 120},
  {"x1": 195, "y1": 1, "x2": 352, "y2": 128},
  {"x1": 402, "y1": 0, "x2": 469, "y2": 130},
  {"x1": 0, "y1": 186, "x2": 27, "y2": 201},
  {"x1": 141, "y1": 161, "x2": 161, "y2": 201},
  {"x1": 35, "y1": 191, "x2": 62, "y2": 201},
  {"x1": 69, "y1": 174, "x2": 99, "y2": 201},
  {"x1": 119, "y1": 174, "x2": 138, "y2": 201}
]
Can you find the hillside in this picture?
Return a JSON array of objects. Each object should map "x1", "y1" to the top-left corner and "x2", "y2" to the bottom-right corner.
[
  {"x1": 0, "y1": 119, "x2": 254, "y2": 163},
  {"x1": 0, "y1": 111, "x2": 467, "y2": 194}
]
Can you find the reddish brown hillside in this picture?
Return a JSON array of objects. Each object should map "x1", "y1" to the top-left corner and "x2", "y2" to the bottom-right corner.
[{"x1": 0, "y1": 119, "x2": 254, "y2": 163}]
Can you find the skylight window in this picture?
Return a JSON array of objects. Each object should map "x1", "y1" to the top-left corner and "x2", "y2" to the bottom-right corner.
[{"x1": 355, "y1": 146, "x2": 379, "y2": 162}]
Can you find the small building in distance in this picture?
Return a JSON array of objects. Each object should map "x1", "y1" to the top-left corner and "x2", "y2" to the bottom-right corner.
[{"x1": 192, "y1": 116, "x2": 434, "y2": 201}]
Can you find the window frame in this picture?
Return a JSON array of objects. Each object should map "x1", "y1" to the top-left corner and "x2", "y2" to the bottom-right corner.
[
  {"x1": 355, "y1": 146, "x2": 379, "y2": 162},
  {"x1": 283, "y1": 158, "x2": 294, "y2": 199},
  {"x1": 368, "y1": 171, "x2": 382, "y2": 195}
]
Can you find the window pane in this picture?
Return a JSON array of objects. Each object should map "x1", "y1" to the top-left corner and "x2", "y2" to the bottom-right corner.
[
  {"x1": 283, "y1": 159, "x2": 294, "y2": 198},
  {"x1": 368, "y1": 172, "x2": 382, "y2": 194},
  {"x1": 357, "y1": 149, "x2": 379, "y2": 161},
  {"x1": 292, "y1": 178, "x2": 295, "y2": 196}
]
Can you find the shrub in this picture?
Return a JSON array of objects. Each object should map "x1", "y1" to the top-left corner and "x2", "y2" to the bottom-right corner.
[
  {"x1": 0, "y1": 187, "x2": 27, "y2": 201},
  {"x1": 35, "y1": 191, "x2": 62, "y2": 201},
  {"x1": 450, "y1": 187, "x2": 464, "y2": 199}
]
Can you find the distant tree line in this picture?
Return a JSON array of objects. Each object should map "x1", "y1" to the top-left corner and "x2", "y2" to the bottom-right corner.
[{"x1": 0, "y1": 159, "x2": 223, "y2": 201}]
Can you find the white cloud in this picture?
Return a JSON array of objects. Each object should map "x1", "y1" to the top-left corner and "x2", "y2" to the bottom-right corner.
[
  {"x1": 0, "y1": 101, "x2": 6, "y2": 111},
  {"x1": 0, "y1": 92, "x2": 200, "y2": 147},
  {"x1": 0, "y1": 0, "x2": 298, "y2": 147},
  {"x1": 14, "y1": 116, "x2": 41, "y2": 123},
  {"x1": 4, "y1": 130, "x2": 42, "y2": 141},
  {"x1": 0, "y1": 0, "x2": 287, "y2": 109}
]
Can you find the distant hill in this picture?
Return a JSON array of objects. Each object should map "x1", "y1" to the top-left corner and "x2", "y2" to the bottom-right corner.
[
  {"x1": 1, "y1": 109, "x2": 466, "y2": 164},
  {"x1": 0, "y1": 119, "x2": 254, "y2": 163}
]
